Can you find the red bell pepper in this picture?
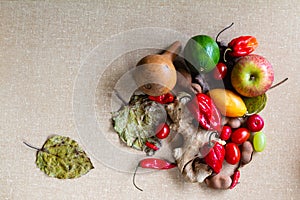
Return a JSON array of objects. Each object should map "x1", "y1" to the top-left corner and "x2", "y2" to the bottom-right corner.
[
  {"x1": 228, "y1": 36, "x2": 258, "y2": 57},
  {"x1": 187, "y1": 93, "x2": 221, "y2": 131},
  {"x1": 204, "y1": 142, "x2": 225, "y2": 174}
]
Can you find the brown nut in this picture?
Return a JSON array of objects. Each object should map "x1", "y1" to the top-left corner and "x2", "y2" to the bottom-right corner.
[
  {"x1": 227, "y1": 117, "x2": 242, "y2": 129},
  {"x1": 222, "y1": 117, "x2": 230, "y2": 126},
  {"x1": 241, "y1": 141, "x2": 254, "y2": 165},
  {"x1": 205, "y1": 174, "x2": 232, "y2": 190}
]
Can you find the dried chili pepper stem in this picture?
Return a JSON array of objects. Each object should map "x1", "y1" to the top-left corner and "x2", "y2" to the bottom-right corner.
[{"x1": 133, "y1": 164, "x2": 143, "y2": 192}]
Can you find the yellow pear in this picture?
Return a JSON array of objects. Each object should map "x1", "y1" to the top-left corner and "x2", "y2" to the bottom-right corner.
[{"x1": 208, "y1": 89, "x2": 247, "y2": 117}]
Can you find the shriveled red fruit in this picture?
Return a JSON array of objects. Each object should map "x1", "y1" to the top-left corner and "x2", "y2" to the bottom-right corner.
[
  {"x1": 231, "y1": 128, "x2": 250, "y2": 144},
  {"x1": 246, "y1": 114, "x2": 264, "y2": 132},
  {"x1": 225, "y1": 143, "x2": 241, "y2": 165},
  {"x1": 204, "y1": 142, "x2": 225, "y2": 174},
  {"x1": 219, "y1": 125, "x2": 232, "y2": 141},
  {"x1": 213, "y1": 62, "x2": 227, "y2": 80}
]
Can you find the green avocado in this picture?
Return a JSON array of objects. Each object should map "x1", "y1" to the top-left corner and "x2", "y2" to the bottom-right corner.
[{"x1": 184, "y1": 35, "x2": 220, "y2": 73}]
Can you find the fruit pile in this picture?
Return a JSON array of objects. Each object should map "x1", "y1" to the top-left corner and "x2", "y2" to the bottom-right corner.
[
  {"x1": 113, "y1": 24, "x2": 287, "y2": 190},
  {"x1": 179, "y1": 30, "x2": 275, "y2": 189}
]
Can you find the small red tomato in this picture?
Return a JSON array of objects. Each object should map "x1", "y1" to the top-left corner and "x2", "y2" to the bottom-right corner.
[
  {"x1": 213, "y1": 62, "x2": 227, "y2": 80},
  {"x1": 155, "y1": 123, "x2": 170, "y2": 139},
  {"x1": 219, "y1": 125, "x2": 232, "y2": 141},
  {"x1": 231, "y1": 128, "x2": 250, "y2": 144},
  {"x1": 246, "y1": 114, "x2": 264, "y2": 132},
  {"x1": 225, "y1": 143, "x2": 241, "y2": 165}
]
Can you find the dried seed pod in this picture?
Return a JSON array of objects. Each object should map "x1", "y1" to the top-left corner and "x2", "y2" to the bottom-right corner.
[
  {"x1": 227, "y1": 117, "x2": 242, "y2": 129},
  {"x1": 241, "y1": 141, "x2": 254, "y2": 166},
  {"x1": 205, "y1": 174, "x2": 232, "y2": 189},
  {"x1": 222, "y1": 117, "x2": 230, "y2": 126}
]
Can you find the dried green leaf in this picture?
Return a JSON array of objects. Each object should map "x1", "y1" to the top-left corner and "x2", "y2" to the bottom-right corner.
[
  {"x1": 35, "y1": 135, "x2": 94, "y2": 179},
  {"x1": 112, "y1": 95, "x2": 166, "y2": 150}
]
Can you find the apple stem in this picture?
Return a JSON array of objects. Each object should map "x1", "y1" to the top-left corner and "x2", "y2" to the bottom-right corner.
[
  {"x1": 215, "y1": 22, "x2": 234, "y2": 42},
  {"x1": 269, "y1": 78, "x2": 288, "y2": 90}
]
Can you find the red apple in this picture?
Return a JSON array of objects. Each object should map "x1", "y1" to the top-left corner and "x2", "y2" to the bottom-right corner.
[
  {"x1": 231, "y1": 54, "x2": 274, "y2": 97},
  {"x1": 246, "y1": 114, "x2": 264, "y2": 132}
]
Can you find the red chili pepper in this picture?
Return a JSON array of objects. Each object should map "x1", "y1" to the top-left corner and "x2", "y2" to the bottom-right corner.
[
  {"x1": 204, "y1": 142, "x2": 225, "y2": 174},
  {"x1": 139, "y1": 158, "x2": 177, "y2": 170},
  {"x1": 148, "y1": 93, "x2": 174, "y2": 104},
  {"x1": 145, "y1": 141, "x2": 159, "y2": 151},
  {"x1": 230, "y1": 169, "x2": 241, "y2": 189},
  {"x1": 133, "y1": 158, "x2": 176, "y2": 191},
  {"x1": 228, "y1": 36, "x2": 258, "y2": 57},
  {"x1": 187, "y1": 93, "x2": 221, "y2": 131}
]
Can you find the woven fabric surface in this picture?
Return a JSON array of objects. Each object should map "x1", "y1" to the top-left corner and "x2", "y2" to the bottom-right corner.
[{"x1": 1, "y1": 1, "x2": 299, "y2": 199}]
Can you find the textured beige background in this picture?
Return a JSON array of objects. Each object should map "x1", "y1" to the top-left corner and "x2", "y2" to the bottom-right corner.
[{"x1": 1, "y1": 0, "x2": 299, "y2": 200}]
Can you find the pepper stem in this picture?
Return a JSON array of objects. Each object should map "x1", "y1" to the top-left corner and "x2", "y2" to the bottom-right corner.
[
  {"x1": 132, "y1": 164, "x2": 143, "y2": 192},
  {"x1": 215, "y1": 22, "x2": 234, "y2": 42},
  {"x1": 208, "y1": 131, "x2": 219, "y2": 147},
  {"x1": 223, "y1": 48, "x2": 232, "y2": 63}
]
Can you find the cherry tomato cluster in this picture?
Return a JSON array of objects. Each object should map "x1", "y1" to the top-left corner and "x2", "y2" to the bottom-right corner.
[{"x1": 208, "y1": 114, "x2": 265, "y2": 168}]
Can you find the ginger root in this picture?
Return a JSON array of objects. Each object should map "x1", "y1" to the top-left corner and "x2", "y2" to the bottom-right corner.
[{"x1": 166, "y1": 99, "x2": 224, "y2": 183}]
